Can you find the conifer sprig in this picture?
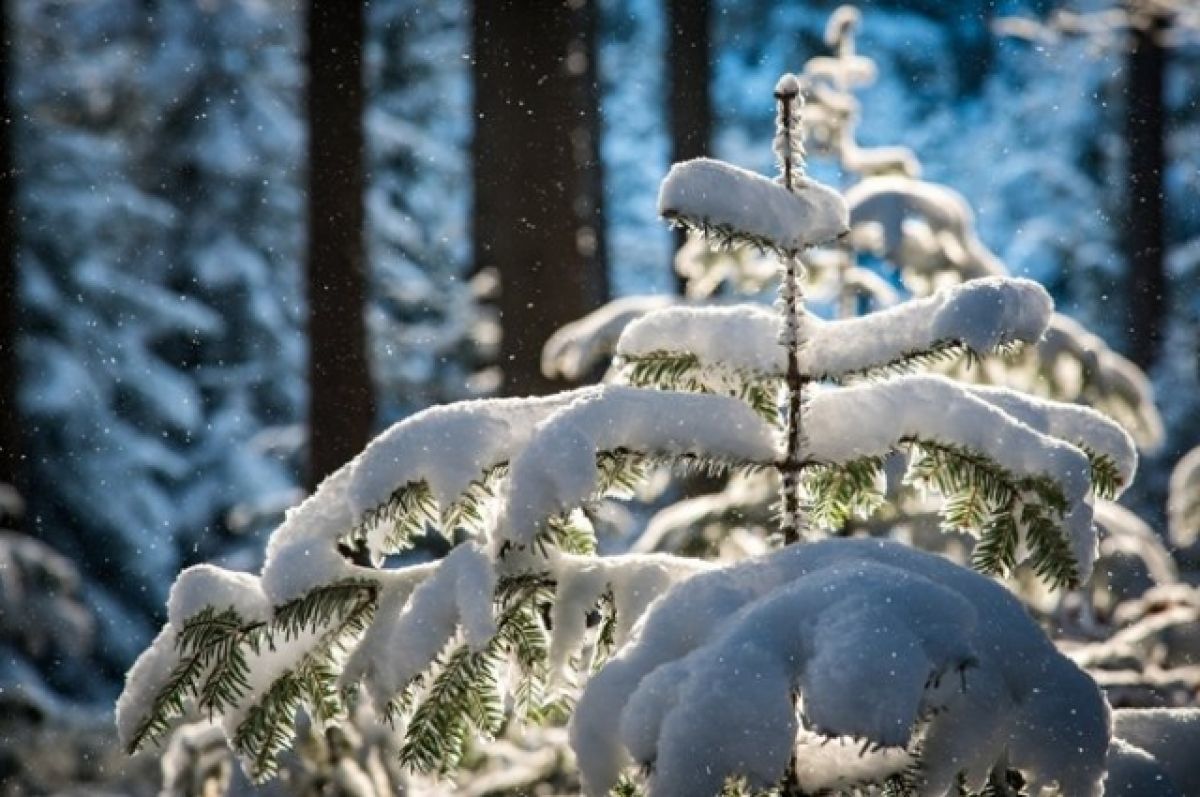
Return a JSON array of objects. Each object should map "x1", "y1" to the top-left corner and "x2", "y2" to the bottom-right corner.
[
  {"x1": 803, "y1": 456, "x2": 886, "y2": 530},
  {"x1": 621, "y1": 351, "x2": 783, "y2": 425},
  {"x1": 347, "y1": 465, "x2": 511, "y2": 560},
  {"x1": 124, "y1": 609, "x2": 249, "y2": 753},
  {"x1": 829, "y1": 340, "x2": 979, "y2": 383},
  {"x1": 124, "y1": 578, "x2": 379, "y2": 767},
  {"x1": 398, "y1": 576, "x2": 554, "y2": 774},
  {"x1": 902, "y1": 440, "x2": 1080, "y2": 588},
  {"x1": 232, "y1": 582, "x2": 378, "y2": 780},
  {"x1": 663, "y1": 214, "x2": 790, "y2": 259}
]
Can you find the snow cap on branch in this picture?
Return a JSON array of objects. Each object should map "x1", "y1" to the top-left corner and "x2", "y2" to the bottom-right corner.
[
  {"x1": 805, "y1": 375, "x2": 1103, "y2": 580},
  {"x1": 541, "y1": 295, "x2": 678, "y2": 381},
  {"x1": 498, "y1": 385, "x2": 778, "y2": 549},
  {"x1": 806, "y1": 375, "x2": 1091, "y2": 501},
  {"x1": 658, "y1": 158, "x2": 848, "y2": 253},
  {"x1": 963, "y1": 382, "x2": 1138, "y2": 491},
  {"x1": 259, "y1": 389, "x2": 598, "y2": 605},
  {"x1": 167, "y1": 565, "x2": 271, "y2": 629},
  {"x1": 773, "y1": 72, "x2": 801, "y2": 98},
  {"x1": 616, "y1": 277, "x2": 1053, "y2": 382},
  {"x1": 347, "y1": 389, "x2": 600, "y2": 516}
]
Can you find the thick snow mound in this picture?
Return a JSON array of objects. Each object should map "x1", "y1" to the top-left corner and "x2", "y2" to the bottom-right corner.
[
  {"x1": 571, "y1": 539, "x2": 1109, "y2": 797},
  {"x1": 658, "y1": 158, "x2": 848, "y2": 251}
]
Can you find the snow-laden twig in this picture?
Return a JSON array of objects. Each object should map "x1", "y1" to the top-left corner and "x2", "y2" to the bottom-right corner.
[
  {"x1": 805, "y1": 374, "x2": 1131, "y2": 582},
  {"x1": 340, "y1": 543, "x2": 494, "y2": 714},
  {"x1": 261, "y1": 388, "x2": 600, "y2": 604},
  {"x1": 847, "y1": 176, "x2": 1006, "y2": 283},
  {"x1": 497, "y1": 386, "x2": 778, "y2": 550},
  {"x1": 616, "y1": 277, "x2": 1052, "y2": 384},
  {"x1": 658, "y1": 158, "x2": 847, "y2": 255}
]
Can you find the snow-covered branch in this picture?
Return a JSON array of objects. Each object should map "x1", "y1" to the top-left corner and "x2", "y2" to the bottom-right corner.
[
  {"x1": 616, "y1": 277, "x2": 1051, "y2": 385},
  {"x1": 658, "y1": 158, "x2": 848, "y2": 254},
  {"x1": 803, "y1": 375, "x2": 1135, "y2": 583},
  {"x1": 541, "y1": 295, "x2": 679, "y2": 381},
  {"x1": 498, "y1": 386, "x2": 779, "y2": 550},
  {"x1": 262, "y1": 388, "x2": 599, "y2": 604},
  {"x1": 847, "y1": 176, "x2": 1005, "y2": 285}
]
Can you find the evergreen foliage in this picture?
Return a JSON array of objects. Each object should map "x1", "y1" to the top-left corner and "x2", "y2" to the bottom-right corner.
[{"x1": 118, "y1": 16, "x2": 1139, "y2": 795}]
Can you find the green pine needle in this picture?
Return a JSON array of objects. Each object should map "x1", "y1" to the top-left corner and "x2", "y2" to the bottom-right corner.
[{"x1": 804, "y1": 457, "x2": 886, "y2": 531}]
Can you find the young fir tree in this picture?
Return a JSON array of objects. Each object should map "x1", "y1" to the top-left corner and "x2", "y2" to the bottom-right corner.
[
  {"x1": 550, "y1": 6, "x2": 1164, "y2": 457},
  {"x1": 546, "y1": 8, "x2": 1167, "y2": 610},
  {"x1": 119, "y1": 75, "x2": 1160, "y2": 795}
]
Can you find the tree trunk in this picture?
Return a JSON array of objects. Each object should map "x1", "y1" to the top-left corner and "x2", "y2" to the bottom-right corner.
[
  {"x1": 306, "y1": 0, "x2": 375, "y2": 490},
  {"x1": 473, "y1": 0, "x2": 610, "y2": 397},
  {"x1": 666, "y1": 0, "x2": 712, "y2": 294},
  {"x1": 0, "y1": 0, "x2": 21, "y2": 515},
  {"x1": 1123, "y1": 13, "x2": 1168, "y2": 370}
]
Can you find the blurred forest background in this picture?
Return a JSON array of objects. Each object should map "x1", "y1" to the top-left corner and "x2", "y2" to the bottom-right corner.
[{"x1": 0, "y1": 0, "x2": 1198, "y2": 790}]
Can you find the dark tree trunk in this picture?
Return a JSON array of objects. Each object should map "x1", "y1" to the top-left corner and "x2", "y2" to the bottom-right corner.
[
  {"x1": 0, "y1": 0, "x2": 21, "y2": 515},
  {"x1": 1123, "y1": 13, "x2": 1168, "y2": 370},
  {"x1": 666, "y1": 0, "x2": 712, "y2": 294},
  {"x1": 473, "y1": 0, "x2": 610, "y2": 397},
  {"x1": 306, "y1": 0, "x2": 375, "y2": 490}
]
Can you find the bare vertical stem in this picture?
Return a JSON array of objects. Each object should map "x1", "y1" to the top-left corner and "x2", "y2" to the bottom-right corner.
[
  {"x1": 773, "y1": 75, "x2": 814, "y2": 797},
  {"x1": 774, "y1": 76, "x2": 809, "y2": 547}
]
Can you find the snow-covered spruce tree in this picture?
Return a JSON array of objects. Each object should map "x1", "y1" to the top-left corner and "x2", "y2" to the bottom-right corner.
[
  {"x1": 118, "y1": 75, "x2": 1137, "y2": 796},
  {"x1": 548, "y1": 6, "x2": 1165, "y2": 457},
  {"x1": 623, "y1": 7, "x2": 1167, "y2": 598}
]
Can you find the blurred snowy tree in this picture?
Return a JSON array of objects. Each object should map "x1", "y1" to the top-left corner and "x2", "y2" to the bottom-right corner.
[
  {"x1": 998, "y1": 0, "x2": 1200, "y2": 370},
  {"x1": 14, "y1": 0, "x2": 306, "y2": 683}
]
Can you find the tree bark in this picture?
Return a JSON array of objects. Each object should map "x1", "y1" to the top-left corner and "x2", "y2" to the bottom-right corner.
[
  {"x1": 666, "y1": 0, "x2": 712, "y2": 294},
  {"x1": 1123, "y1": 13, "x2": 1168, "y2": 370},
  {"x1": 306, "y1": 0, "x2": 375, "y2": 490},
  {"x1": 473, "y1": 0, "x2": 610, "y2": 397}
]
